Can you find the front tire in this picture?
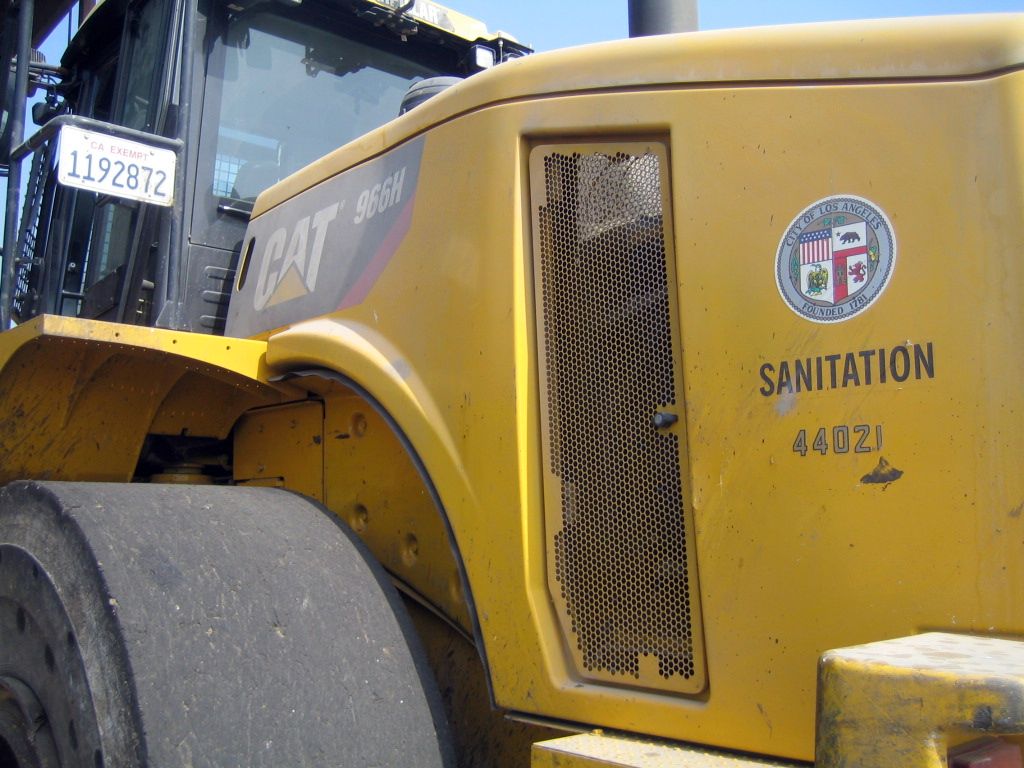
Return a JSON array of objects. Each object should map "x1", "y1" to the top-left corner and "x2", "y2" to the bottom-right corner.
[{"x1": 0, "y1": 481, "x2": 453, "y2": 767}]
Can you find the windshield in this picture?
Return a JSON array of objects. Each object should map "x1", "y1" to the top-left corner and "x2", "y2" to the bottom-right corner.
[{"x1": 204, "y1": 9, "x2": 444, "y2": 203}]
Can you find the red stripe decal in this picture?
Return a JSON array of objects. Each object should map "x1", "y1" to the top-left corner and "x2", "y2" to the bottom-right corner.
[{"x1": 337, "y1": 195, "x2": 416, "y2": 311}]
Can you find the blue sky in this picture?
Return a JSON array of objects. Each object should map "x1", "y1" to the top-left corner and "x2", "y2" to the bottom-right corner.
[
  {"x1": 35, "y1": 0, "x2": 1023, "y2": 59},
  {"x1": 452, "y1": 1, "x2": 1022, "y2": 51}
]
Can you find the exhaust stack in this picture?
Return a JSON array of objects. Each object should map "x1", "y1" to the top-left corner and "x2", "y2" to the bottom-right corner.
[{"x1": 628, "y1": 0, "x2": 698, "y2": 36}]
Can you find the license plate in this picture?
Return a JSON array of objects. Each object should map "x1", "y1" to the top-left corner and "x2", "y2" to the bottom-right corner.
[{"x1": 57, "y1": 125, "x2": 176, "y2": 207}]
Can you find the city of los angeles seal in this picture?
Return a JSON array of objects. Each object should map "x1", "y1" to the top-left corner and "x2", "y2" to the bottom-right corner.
[{"x1": 775, "y1": 195, "x2": 896, "y2": 323}]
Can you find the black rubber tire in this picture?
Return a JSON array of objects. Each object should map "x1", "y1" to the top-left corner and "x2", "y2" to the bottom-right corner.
[{"x1": 0, "y1": 481, "x2": 454, "y2": 767}]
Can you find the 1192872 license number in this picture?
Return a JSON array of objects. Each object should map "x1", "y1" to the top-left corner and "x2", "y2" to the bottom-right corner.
[{"x1": 57, "y1": 125, "x2": 176, "y2": 207}]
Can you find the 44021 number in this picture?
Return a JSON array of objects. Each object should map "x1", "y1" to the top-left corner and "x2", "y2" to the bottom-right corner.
[{"x1": 793, "y1": 424, "x2": 883, "y2": 457}]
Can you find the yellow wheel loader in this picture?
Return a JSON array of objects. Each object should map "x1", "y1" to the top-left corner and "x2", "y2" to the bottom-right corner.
[{"x1": 0, "y1": 0, "x2": 1022, "y2": 765}]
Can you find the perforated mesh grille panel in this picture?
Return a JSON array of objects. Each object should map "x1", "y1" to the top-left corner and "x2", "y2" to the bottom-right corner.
[{"x1": 530, "y1": 142, "x2": 705, "y2": 693}]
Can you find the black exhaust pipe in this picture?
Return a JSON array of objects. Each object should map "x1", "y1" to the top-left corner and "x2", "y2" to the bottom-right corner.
[{"x1": 628, "y1": 0, "x2": 698, "y2": 36}]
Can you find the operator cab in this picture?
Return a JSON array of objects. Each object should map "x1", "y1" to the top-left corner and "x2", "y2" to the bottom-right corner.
[{"x1": 1, "y1": 0, "x2": 527, "y2": 331}]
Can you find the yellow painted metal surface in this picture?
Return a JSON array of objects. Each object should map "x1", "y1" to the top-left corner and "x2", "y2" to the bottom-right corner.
[
  {"x1": 816, "y1": 633, "x2": 1024, "y2": 768},
  {"x1": 0, "y1": 315, "x2": 292, "y2": 482},
  {"x1": 234, "y1": 401, "x2": 324, "y2": 500},
  {"x1": 532, "y1": 733, "x2": 800, "y2": 768},
  {"x1": 249, "y1": 17, "x2": 1024, "y2": 762},
  {"x1": 323, "y1": 383, "x2": 471, "y2": 631}
]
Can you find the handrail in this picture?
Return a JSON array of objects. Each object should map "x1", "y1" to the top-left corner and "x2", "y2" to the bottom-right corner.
[{"x1": 12, "y1": 113, "x2": 184, "y2": 162}]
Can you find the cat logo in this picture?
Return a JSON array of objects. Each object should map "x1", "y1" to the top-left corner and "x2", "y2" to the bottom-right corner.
[
  {"x1": 253, "y1": 202, "x2": 341, "y2": 311},
  {"x1": 226, "y1": 135, "x2": 424, "y2": 337}
]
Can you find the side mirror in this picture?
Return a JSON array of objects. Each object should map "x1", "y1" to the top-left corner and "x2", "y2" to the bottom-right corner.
[{"x1": 32, "y1": 96, "x2": 61, "y2": 127}]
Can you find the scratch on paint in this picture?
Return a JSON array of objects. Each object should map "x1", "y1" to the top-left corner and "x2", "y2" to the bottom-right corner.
[{"x1": 756, "y1": 702, "x2": 773, "y2": 736}]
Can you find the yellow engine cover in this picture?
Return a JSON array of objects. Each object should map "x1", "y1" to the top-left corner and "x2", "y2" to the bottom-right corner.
[{"x1": 224, "y1": 12, "x2": 1024, "y2": 763}]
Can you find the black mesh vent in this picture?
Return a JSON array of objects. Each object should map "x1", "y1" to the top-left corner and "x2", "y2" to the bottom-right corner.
[{"x1": 534, "y1": 147, "x2": 699, "y2": 686}]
